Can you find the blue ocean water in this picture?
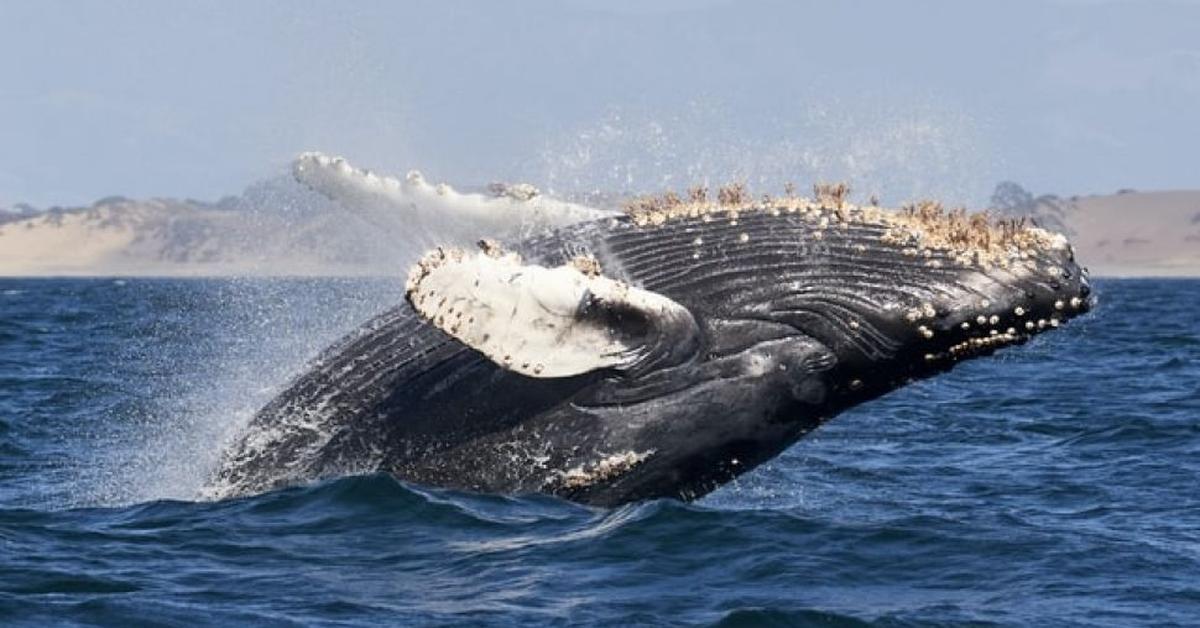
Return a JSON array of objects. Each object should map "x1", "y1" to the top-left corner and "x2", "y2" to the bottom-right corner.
[{"x1": 0, "y1": 278, "x2": 1197, "y2": 627}]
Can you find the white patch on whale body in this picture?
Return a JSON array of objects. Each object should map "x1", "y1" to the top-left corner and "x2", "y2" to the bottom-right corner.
[
  {"x1": 292, "y1": 152, "x2": 611, "y2": 241},
  {"x1": 405, "y1": 244, "x2": 695, "y2": 378}
]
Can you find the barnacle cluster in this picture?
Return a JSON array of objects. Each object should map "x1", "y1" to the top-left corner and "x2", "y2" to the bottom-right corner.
[
  {"x1": 569, "y1": 253, "x2": 603, "y2": 277},
  {"x1": 549, "y1": 450, "x2": 656, "y2": 489},
  {"x1": 622, "y1": 182, "x2": 1066, "y2": 270}
]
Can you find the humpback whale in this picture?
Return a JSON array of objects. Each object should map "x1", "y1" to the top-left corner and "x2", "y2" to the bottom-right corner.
[{"x1": 205, "y1": 158, "x2": 1093, "y2": 506}]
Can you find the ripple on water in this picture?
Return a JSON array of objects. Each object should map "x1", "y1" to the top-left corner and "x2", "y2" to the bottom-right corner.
[{"x1": 0, "y1": 278, "x2": 1197, "y2": 626}]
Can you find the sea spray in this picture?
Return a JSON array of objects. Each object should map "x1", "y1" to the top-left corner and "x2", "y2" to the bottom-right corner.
[{"x1": 531, "y1": 98, "x2": 999, "y2": 209}]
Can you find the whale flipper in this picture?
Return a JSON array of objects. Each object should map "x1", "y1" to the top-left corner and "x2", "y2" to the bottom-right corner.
[
  {"x1": 404, "y1": 244, "x2": 700, "y2": 378},
  {"x1": 291, "y1": 152, "x2": 611, "y2": 241}
]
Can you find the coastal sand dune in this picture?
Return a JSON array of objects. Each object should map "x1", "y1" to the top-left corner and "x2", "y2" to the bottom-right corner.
[
  {"x1": 1063, "y1": 190, "x2": 1200, "y2": 277},
  {"x1": 0, "y1": 195, "x2": 406, "y2": 277}
]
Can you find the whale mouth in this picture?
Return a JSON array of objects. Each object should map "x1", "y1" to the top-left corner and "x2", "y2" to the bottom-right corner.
[
  {"x1": 912, "y1": 265, "x2": 1092, "y2": 365},
  {"x1": 827, "y1": 242, "x2": 1086, "y2": 395}
]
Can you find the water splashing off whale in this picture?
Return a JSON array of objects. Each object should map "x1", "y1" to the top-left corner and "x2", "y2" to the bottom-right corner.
[{"x1": 205, "y1": 153, "x2": 1093, "y2": 506}]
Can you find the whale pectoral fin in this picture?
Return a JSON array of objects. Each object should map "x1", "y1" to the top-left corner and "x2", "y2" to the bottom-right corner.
[
  {"x1": 291, "y1": 152, "x2": 611, "y2": 233},
  {"x1": 405, "y1": 245, "x2": 700, "y2": 378}
]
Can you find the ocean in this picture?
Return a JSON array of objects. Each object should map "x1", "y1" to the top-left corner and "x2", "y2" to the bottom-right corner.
[{"x1": 0, "y1": 278, "x2": 1197, "y2": 627}]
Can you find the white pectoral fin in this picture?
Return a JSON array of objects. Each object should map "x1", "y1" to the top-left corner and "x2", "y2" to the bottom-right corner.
[
  {"x1": 292, "y1": 152, "x2": 611, "y2": 232},
  {"x1": 405, "y1": 245, "x2": 699, "y2": 378}
]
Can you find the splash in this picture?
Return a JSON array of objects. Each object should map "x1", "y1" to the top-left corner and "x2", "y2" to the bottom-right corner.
[
  {"x1": 79, "y1": 151, "x2": 616, "y2": 505},
  {"x1": 532, "y1": 99, "x2": 1000, "y2": 208},
  {"x1": 82, "y1": 109, "x2": 998, "y2": 504}
]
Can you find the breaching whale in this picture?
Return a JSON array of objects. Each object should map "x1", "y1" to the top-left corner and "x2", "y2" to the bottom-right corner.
[{"x1": 205, "y1": 160, "x2": 1093, "y2": 506}]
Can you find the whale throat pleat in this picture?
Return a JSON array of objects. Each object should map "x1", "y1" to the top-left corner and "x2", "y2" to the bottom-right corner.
[{"x1": 589, "y1": 212, "x2": 964, "y2": 363}]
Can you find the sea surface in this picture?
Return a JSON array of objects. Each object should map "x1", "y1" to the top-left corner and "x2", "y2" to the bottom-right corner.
[{"x1": 0, "y1": 278, "x2": 1197, "y2": 627}]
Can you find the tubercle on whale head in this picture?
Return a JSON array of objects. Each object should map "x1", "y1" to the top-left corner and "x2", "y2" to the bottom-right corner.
[
  {"x1": 622, "y1": 182, "x2": 1069, "y2": 261},
  {"x1": 849, "y1": 205, "x2": 1091, "y2": 396},
  {"x1": 621, "y1": 181, "x2": 1089, "y2": 284},
  {"x1": 839, "y1": 253, "x2": 1092, "y2": 396}
]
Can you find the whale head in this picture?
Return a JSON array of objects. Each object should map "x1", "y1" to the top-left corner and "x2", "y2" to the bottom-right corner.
[{"x1": 515, "y1": 192, "x2": 1096, "y2": 503}]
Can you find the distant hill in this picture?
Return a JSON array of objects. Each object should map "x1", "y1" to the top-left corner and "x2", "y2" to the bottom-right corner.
[
  {"x1": 0, "y1": 180, "x2": 413, "y2": 277},
  {"x1": 990, "y1": 184, "x2": 1200, "y2": 277},
  {"x1": 1, "y1": 182, "x2": 1197, "y2": 277},
  {"x1": 1060, "y1": 190, "x2": 1200, "y2": 277}
]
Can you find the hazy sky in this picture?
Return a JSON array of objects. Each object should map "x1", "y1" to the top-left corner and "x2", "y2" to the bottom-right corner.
[{"x1": 1, "y1": 0, "x2": 1197, "y2": 208}]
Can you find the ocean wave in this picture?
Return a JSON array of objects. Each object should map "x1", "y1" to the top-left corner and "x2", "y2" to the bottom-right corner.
[
  {"x1": 1, "y1": 278, "x2": 1198, "y2": 625},
  {"x1": 710, "y1": 608, "x2": 874, "y2": 628}
]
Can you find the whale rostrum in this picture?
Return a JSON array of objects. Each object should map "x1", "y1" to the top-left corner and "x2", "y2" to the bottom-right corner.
[{"x1": 205, "y1": 157, "x2": 1093, "y2": 506}]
